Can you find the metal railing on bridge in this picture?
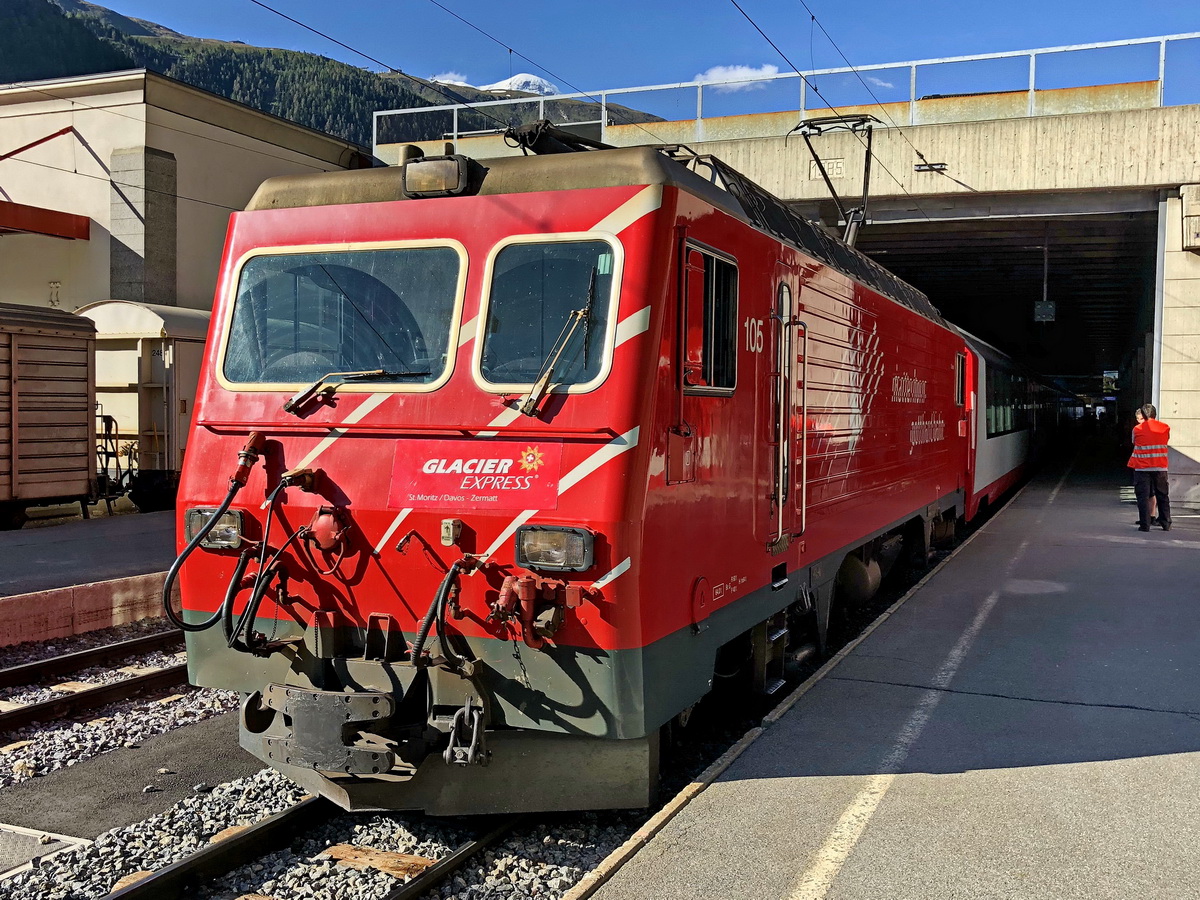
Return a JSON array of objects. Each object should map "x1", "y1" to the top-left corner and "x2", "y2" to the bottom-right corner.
[{"x1": 373, "y1": 32, "x2": 1200, "y2": 152}]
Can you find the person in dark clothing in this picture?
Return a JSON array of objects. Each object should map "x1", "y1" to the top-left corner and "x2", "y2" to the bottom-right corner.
[{"x1": 1128, "y1": 404, "x2": 1171, "y2": 532}]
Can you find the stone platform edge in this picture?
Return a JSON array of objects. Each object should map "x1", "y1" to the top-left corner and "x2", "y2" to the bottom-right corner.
[{"x1": 0, "y1": 572, "x2": 173, "y2": 647}]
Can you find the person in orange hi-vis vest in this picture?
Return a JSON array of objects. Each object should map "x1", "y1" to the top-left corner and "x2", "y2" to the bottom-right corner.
[{"x1": 1129, "y1": 403, "x2": 1171, "y2": 532}]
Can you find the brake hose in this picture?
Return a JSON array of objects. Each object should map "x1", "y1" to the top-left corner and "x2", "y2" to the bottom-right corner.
[
  {"x1": 225, "y1": 528, "x2": 302, "y2": 651},
  {"x1": 161, "y1": 482, "x2": 243, "y2": 632},
  {"x1": 221, "y1": 549, "x2": 254, "y2": 646},
  {"x1": 227, "y1": 561, "x2": 279, "y2": 651},
  {"x1": 435, "y1": 572, "x2": 466, "y2": 668},
  {"x1": 162, "y1": 433, "x2": 265, "y2": 633},
  {"x1": 411, "y1": 560, "x2": 464, "y2": 664}
]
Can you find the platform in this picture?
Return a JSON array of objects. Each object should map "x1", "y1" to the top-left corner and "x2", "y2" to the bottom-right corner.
[
  {"x1": 0, "y1": 511, "x2": 174, "y2": 598},
  {"x1": 591, "y1": 443, "x2": 1200, "y2": 900}
]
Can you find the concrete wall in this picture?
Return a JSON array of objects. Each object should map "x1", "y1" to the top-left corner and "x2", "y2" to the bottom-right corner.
[
  {"x1": 378, "y1": 81, "x2": 1166, "y2": 172},
  {"x1": 144, "y1": 84, "x2": 362, "y2": 314},
  {"x1": 638, "y1": 103, "x2": 1200, "y2": 203},
  {"x1": 0, "y1": 86, "x2": 144, "y2": 309},
  {"x1": 0, "y1": 72, "x2": 365, "y2": 314},
  {"x1": 109, "y1": 145, "x2": 177, "y2": 305},
  {"x1": 1159, "y1": 192, "x2": 1200, "y2": 505}
]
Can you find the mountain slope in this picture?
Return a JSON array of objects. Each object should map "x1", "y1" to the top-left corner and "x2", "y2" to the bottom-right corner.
[
  {"x1": 479, "y1": 74, "x2": 561, "y2": 95},
  {"x1": 4, "y1": 0, "x2": 660, "y2": 148},
  {"x1": 0, "y1": 0, "x2": 134, "y2": 83}
]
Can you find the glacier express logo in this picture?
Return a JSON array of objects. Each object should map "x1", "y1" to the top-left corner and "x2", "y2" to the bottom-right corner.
[
  {"x1": 421, "y1": 456, "x2": 515, "y2": 474},
  {"x1": 519, "y1": 446, "x2": 545, "y2": 473},
  {"x1": 394, "y1": 440, "x2": 563, "y2": 510}
]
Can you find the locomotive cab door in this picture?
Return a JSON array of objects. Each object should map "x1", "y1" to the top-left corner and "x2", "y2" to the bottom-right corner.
[
  {"x1": 770, "y1": 269, "x2": 806, "y2": 551},
  {"x1": 668, "y1": 242, "x2": 738, "y2": 485}
]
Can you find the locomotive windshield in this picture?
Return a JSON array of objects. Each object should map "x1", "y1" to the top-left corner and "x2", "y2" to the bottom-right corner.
[
  {"x1": 223, "y1": 246, "x2": 462, "y2": 387},
  {"x1": 479, "y1": 240, "x2": 616, "y2": 386}
]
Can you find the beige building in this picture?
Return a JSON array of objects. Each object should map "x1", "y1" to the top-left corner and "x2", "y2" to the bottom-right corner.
[{"x1": 0, "y1": 69, "x2": 371, "y2": 313}]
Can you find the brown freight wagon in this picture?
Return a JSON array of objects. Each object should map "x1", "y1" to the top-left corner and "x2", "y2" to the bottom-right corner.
[{"x1": 0, "y1": 303, "x2": 96, "y2": 529}]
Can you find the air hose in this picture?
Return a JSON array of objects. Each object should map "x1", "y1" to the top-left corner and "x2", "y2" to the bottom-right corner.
[
  {"x1": 161, "y1": 482, "x2": 242, "y2": 632},
  {"x1": 411, "y1": 560, "x2": 465, "y2": 664},
  {"x1": 220, "y1": 549, "x2": 254, "y2": 646},
  {"x1": 224, "y1": 527, "x2": 302, "y2": 652},
  {"x1": 162, "y1": 433, "x2": 265, "y2": 633}
]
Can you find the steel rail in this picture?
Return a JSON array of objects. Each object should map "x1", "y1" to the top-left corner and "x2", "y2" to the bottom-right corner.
[
  {"x1": 100, "y1": 800, "x2": 518, "y2": 900},
  {"x1": 0, "y1": 631, "x2": 183, "y2": 689},
  {"x1": 0, "y1": 663, "x2": 188, "y2": 733},
  {"x1": 104, "y1": 795, "x2": 334, "y2": 899},
  {"x1": 381, "y1": 815, "x2": 522, "y2": 900}
]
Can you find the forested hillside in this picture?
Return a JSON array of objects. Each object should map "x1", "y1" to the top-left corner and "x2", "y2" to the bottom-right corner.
[
  {"x1": 0, "y1": 0, "x2": 134, "y2": 83},
  {"x1": 1, "y1": 0, "x2": 657, "y2": 148}
]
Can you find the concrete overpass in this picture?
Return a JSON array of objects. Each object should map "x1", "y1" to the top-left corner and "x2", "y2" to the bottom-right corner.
[{"x1": 375, "y1": 34, "x2": 1200, "y2": 502}]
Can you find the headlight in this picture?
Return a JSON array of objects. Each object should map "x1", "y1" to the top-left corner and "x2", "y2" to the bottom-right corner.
[
  {"x1": 184, "y1": 508, "x2": 245, "y2": 549},
  {"x1": 515, "y1": 525, "x2": 594, "y2": 572},
  {"x1": 401, "y1": 155, "x2": 470, "y2": 198}
]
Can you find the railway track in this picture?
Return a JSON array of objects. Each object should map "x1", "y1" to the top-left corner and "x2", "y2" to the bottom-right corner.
[
  {"x1": 0, "y1": 631, "x2": 182, "y2": 689},
  {"x1": 0, "y1": 632, "x2": 188, "y2": 733},
  {"x1": 103, "y1": 797, "x2": 520, "y2": 900}
]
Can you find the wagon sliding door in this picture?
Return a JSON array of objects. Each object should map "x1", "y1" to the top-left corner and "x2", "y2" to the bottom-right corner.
[{"x1": 6, "y1": 331, "x2": 93, "y2": 503}]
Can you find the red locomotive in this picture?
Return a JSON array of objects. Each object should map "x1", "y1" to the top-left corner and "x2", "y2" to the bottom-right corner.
[{"x1": 167, "y1": 125, "x2": 1037, "y2": 814}]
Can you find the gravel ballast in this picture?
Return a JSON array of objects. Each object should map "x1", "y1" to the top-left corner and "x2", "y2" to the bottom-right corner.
[
  {"x1": 1, "y1": 768, "x2": 307, "y2": 900},
  {"x1": 0, "y1": 688, "x2": 238, "y2": 789}
]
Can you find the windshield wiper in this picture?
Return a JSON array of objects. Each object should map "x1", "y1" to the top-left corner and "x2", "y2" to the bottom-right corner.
[
  {"x1": 282, "y1": 367, "x2": 431, "y2": 415},
  {"x1": 517, "y1": 268, "x2": 597, "y2": 418}
]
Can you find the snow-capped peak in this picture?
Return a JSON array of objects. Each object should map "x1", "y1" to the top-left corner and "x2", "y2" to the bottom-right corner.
[{"x1": 478, "y1": 74, "x2": 561, "y2": 96}]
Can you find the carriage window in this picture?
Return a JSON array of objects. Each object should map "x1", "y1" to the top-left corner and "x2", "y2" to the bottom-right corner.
[
  {"x1": 985, "y1": 365, "x2": 1030, "y2": 437},
  {"x1": 684, "y1": 249, "x2": 738, "y2": 392},
  {"x1": 479, "y1": 240, "x2": 616, "y2": 386},
  {"x1": 223, "y1": 247, "x2": 461, "y2": 387}
]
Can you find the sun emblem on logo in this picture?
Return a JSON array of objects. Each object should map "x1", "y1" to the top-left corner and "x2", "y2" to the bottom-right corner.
[{"x1": 519, "y1": 446, "x2": 545, "y2": 473}]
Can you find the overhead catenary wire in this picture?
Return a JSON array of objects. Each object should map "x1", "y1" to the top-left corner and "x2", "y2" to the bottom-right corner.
[
  {"x1": 9, "y1": 81, "x2": 357, "y2": 175},
  {"x1": 3, "y1": 1, "x2": 665, "y2": 221},
  {"x1": 250, "y1": 0, "x2": 675, "y2": 147},
  {"x1": 418, "y1": 0, "x2": 672, "y2": 146},
  {"x1": 244, "y1": 0, "x2": 517, "y2": 136},
  {"x1": 727, "y1": 0, "x2": 932, "y2": 222},
  {"x1": 793, "y1": 0, "x2": 979, "y2": 193},
  {"x1": 1, "y1": 152, "x2": 244, "y2": 212}
]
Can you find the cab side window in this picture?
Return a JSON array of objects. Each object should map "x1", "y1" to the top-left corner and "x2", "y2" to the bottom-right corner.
[{"x1": 683, "y1": 247, "x2": 738, "y2": 393}]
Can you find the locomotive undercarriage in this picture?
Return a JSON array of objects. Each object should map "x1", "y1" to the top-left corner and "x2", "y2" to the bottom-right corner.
[
  {"x1": 236, "y1": 670, "x2": 660, "y2": 815},
  {"x1": 185, "y1": 611, "x2": 667, "y2": 814},
  {"x1": 181, "y1": 490, "x2": 962, "y2": 815}
]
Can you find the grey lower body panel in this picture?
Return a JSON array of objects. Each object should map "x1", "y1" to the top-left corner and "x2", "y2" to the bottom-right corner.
[
  {"x1": 190, "y1": 493, "x2": 958, "y2": 814},
  {"x1": 240, "y1": 722, "x2": 658, "y2": 815}
]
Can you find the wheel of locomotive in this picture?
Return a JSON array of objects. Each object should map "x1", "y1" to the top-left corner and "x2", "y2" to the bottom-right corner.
[{"x1": 0, "y1": 502, "x2": 28, "y2": 530}]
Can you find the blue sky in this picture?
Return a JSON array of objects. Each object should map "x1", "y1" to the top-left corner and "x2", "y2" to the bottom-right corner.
[{"x1": 101, "y1": 0, "x2": 1199, "y2": 105}]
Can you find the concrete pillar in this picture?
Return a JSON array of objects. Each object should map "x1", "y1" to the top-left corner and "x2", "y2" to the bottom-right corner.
[
  {"x1": 1159, "y1": 190, "x2": 1200, "y2": 507},
  {"x1": 109, "y1": 146, "x2": 177, "y2": 305}
]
